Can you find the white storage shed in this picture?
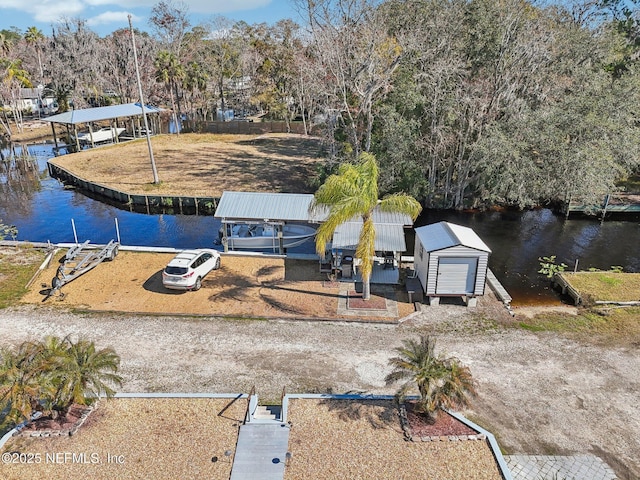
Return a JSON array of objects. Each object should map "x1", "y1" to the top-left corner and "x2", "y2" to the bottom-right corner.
[{"x1": 413, "y1": 222, "x2": 491, "y2": 306}]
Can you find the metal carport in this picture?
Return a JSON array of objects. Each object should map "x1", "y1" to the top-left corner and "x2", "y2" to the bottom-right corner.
[{"x1": 43, "y1": 103, "x2": 163, "y2": 152}]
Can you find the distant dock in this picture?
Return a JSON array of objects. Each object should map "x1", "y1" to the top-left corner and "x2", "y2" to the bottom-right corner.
[{"x1": 566, "y1": 193, "x2": 640, "y2": 218}]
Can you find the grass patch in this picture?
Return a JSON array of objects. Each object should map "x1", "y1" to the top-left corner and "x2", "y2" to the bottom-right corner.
[
  {"x1": 517, "y1": 307, "x2": 640, "y2": 347},
  {"x1": 0, "y1": 247, "x2": 46, "y2": 308},
  {"x1": 561, "y1": 272, "x2": 640, "y2": 302}
]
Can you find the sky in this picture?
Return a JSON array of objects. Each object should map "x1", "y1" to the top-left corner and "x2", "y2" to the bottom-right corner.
[{"x1": 0, "y1": 0, "x2": 300, "y2": 37}]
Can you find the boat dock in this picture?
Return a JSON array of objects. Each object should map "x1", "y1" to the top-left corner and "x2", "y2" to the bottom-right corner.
[
  {"x1": 566, "y1": 193, "x2": 640, "y2": 218},
  {"x1": 486, "y1": 269, "x2": 512, "y2": 305}
]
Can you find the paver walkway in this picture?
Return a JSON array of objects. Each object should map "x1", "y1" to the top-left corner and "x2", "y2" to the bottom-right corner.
[
  {"x1": 230, "y1": 423, "x2": 291, "y2": 480},
  {"x1": 506, "y1": 454, "x2": 617, "y2": 480}
]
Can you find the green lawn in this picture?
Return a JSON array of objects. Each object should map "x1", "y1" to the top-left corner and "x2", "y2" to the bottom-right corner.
[
  {"x1": 0, "y1": 247, "x2": 46, "y2": 308},
  {"x1": 562, "y1": 272, "x2": 640, "y2": 302}
]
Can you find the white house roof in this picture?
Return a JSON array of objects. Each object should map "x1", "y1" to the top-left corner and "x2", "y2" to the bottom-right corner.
[
  {"x1": 43, "y1": 103, "x2": 162, "y2": 125},
  {"x1": 214, "y1": 191, "x2": 316, "y2": 222},
  {"x1": 415, "y1": 222, "x2": 491, "y2": 253}
]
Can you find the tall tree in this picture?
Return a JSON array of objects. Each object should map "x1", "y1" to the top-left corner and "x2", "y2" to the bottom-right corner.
[
  {"x1": 150, "y1": 0, "x2": 191, "y2": 55},
  {"x1": 24, "y1": 26, "x2": 45, "y2": 83},
  {"x1": 154, "y1": 50, "x2": 185, "y2": 132},
  {"x1": 1, "y1": 58, "x2": 32, "y2": 134},
  {"x1": 303, "y1": 0, "x2": 403, "y2": 154},
  {"x1": 103, "y1": 28, "x2": 158, "y2": 104},
  {"x1": 385, "y1": 335, "x2": 477, "y2": 421},
  {"x1": 312, "y1": 152, "x2": 421, "y2": 300},
  {"x1": 47, "y1": 19, "x2": 102, "y2": 110}
]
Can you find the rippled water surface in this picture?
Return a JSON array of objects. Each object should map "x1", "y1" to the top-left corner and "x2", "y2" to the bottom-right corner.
[{"x1": 1, "y1": 144, "x2": 638, "y2": 305}]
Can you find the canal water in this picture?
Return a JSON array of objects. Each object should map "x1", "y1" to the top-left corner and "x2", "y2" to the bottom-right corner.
[{"x1": 1, "y1": 144, "x2": 638, "y2": 305}]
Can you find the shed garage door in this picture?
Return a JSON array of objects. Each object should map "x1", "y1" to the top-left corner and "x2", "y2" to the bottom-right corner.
[{"x1": 436, "y1": 257, "x2": 477, "y2": 294}]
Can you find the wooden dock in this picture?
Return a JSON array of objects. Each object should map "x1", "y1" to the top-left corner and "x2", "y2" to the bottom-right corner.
[
  {"x1": 486, "y1": 269, "x2": 512, "y2": 305},
  {"x1": 566, "y1": 193, "x2": 640, "y2": 217}
]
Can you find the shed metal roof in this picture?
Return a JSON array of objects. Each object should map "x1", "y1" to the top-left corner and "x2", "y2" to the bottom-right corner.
[
  {"x1": 332, "y1": 223, "x2": 407, "y2": 252},
  {"x1": 308, "y1": 205, "x2": 413, "y2": 225},
  {"x1": 214, "y1": 191, "x2": 316, "y2": 222},
  {"x1": 415, "y1": 222, "x2": 491, "y2": 253},
  {"x1": 42, "y1": 103, "x2": 162, "y2": 125}
]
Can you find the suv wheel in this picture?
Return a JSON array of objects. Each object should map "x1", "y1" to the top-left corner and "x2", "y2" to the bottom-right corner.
[
  {"x1": 214, "y1": 256, "x2": 221, "y2": 269},
  {"x1": 193, "y1": 276, "x2": 202, "y2": 291}
]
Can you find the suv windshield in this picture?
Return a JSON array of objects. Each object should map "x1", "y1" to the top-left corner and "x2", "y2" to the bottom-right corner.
[{"x1": 165, "y1": 266, "x2": 188, "y2": 275}]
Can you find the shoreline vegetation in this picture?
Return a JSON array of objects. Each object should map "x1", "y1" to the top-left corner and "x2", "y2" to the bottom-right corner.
[{"x1": 9, "y1": 126, "x2": 639, "y2": 217}]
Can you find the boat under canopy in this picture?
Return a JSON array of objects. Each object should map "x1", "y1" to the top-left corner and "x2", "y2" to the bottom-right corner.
[
  {"x1": 214, "y1": 191, "x2": 319, "y2": 254},
  {"x1": 77, "y1": 127, "x2": 126, "y2": 144},
  {"x1": 220, "y1": 222, "x2": 316, "y2": 251}
]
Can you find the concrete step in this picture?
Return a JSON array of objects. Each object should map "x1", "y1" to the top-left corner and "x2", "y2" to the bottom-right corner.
[{"x1": 252, "y1": 405, "x2": 281, "y2": 421}]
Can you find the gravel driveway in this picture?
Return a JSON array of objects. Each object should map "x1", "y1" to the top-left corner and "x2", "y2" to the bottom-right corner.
[{"x1": 1, "y1": 305, "x2": 638, "y2": 479}]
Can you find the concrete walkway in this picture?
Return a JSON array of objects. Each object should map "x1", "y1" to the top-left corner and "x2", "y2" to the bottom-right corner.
[
  {"x1": 506, "y1": 454, "x2": 617, "y2": 480},
  {"x1": 230, "y1": 423, "x2": 291, "y2": 480}
]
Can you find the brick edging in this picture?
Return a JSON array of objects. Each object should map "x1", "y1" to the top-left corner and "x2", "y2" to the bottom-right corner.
[
  {"x1": 16, "y1": 404, "x2": 96, "y2": 438},
  {"x1": 398, "y1": 403, "x2": 487, "y2": 442}
]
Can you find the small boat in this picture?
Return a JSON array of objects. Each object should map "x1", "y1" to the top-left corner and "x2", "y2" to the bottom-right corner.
[
  {"x1": 220, "y1": 223, "x2": 316, "y2": 251},
  {"x1": 77, "y1": 127, "x2": 126, "y2": 144}
]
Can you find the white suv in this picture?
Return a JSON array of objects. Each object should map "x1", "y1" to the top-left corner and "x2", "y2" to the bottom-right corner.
[{"x1": 162, "y1": 249, "x2": 221, "y2": 291}]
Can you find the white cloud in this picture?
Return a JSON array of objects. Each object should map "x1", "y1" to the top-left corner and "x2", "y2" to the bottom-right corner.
[
  {"x1": 81, "y1": 0, "x2": 273, "y2": 14},
  {"x1": 86, "y1": 10, "x2": 141, "y2": 26},
  {"x1": 31, "y1": 1, "x2": 86, "y2": 23}
]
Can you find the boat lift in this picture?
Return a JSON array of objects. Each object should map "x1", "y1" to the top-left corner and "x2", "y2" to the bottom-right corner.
[{"x1": 45, "y1": 240, "x2": 119, "y2": 300}]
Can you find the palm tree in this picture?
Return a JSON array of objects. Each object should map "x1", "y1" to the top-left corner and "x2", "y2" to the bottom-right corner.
[
  {"x1": 311, "y1": 152, "x2": 422, "y2": 299},
  {"x1": 385, "y1": 335, "x2": 477, "y2": 422},
  {"x1": 0, "y1": 337, "x2": 123, "y2": 425},
  {"x1": 154, "y1": 50, "x2": 185, "y2": 133},
  {"x1": 24, "y1": 26, "x2": 45, "y2": 82},
  {"x1": 51, "y1": 338, "x2": 123, "y2": 417},
  {"x1": 0, "y1": 342, "x2": 51, "y2": 424}
]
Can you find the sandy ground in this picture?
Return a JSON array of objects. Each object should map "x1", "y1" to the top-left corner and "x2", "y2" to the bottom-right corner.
[
  {"x1": 47, "y1": 133, "x2": 324, "y2": 196},
  {"x1": 20, "y1": 251, "x2": 414, "y2": 321},
  {"x1": 2, "y1": 397, "x2": 246, "y2": 480},
  {"x1": 285, "y1": 398, "x2": 502, "y2": 480},
  {"x1": 0, "y1": 302, "x2": 638, "y2": 479}
]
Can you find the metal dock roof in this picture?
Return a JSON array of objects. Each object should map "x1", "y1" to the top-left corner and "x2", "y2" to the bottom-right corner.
[
  {"x1": 214, "y1": 191, "x2": 317, "y2": 222},
  {"x1": 332, "y1": 223, "x2": 407, "y2": 251},
  {"x1": 43, "y1": 103, "x2": 162, "y2": 125}
]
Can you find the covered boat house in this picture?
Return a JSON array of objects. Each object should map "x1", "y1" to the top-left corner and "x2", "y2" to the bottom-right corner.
[
  {"x1": 214, "y1": 191, "x2": 415, "y2": 284},
  {"x1": 214, "y1": 191, "x2": 318, "y2": 254},
  {"x1": 413, "y1": 222, "x2": 491, "y2": 306},
  {"x1": 43, "y1": 103, "x2": 163, "y2": 152}
]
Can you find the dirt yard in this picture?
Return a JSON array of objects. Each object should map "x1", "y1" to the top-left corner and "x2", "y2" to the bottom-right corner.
[
  {"x1": 1, "y1": 302, "x2": 638, "y2": 479},
  {"x1": 3, "y1": 256, "x2": 640, "y2": 478},
  {"x1": 20, "y1": 251, "x2": 414, "y2": 321},
  {"x1": 47, "y1": 133, "x2": 324, "y2": 196}
]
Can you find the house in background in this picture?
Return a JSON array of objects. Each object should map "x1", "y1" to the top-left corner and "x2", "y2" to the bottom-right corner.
[
  {"x1": 16, "y1": 87, "x2": 58, "y2": 116},
  {"x1": 414, "y1": 221, "x2": 491, "y2": 306}
]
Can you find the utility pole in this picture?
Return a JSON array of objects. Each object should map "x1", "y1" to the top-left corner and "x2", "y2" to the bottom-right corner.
[{"x1": 129, "y1": 15, "x2": 159, "y2": 184}]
